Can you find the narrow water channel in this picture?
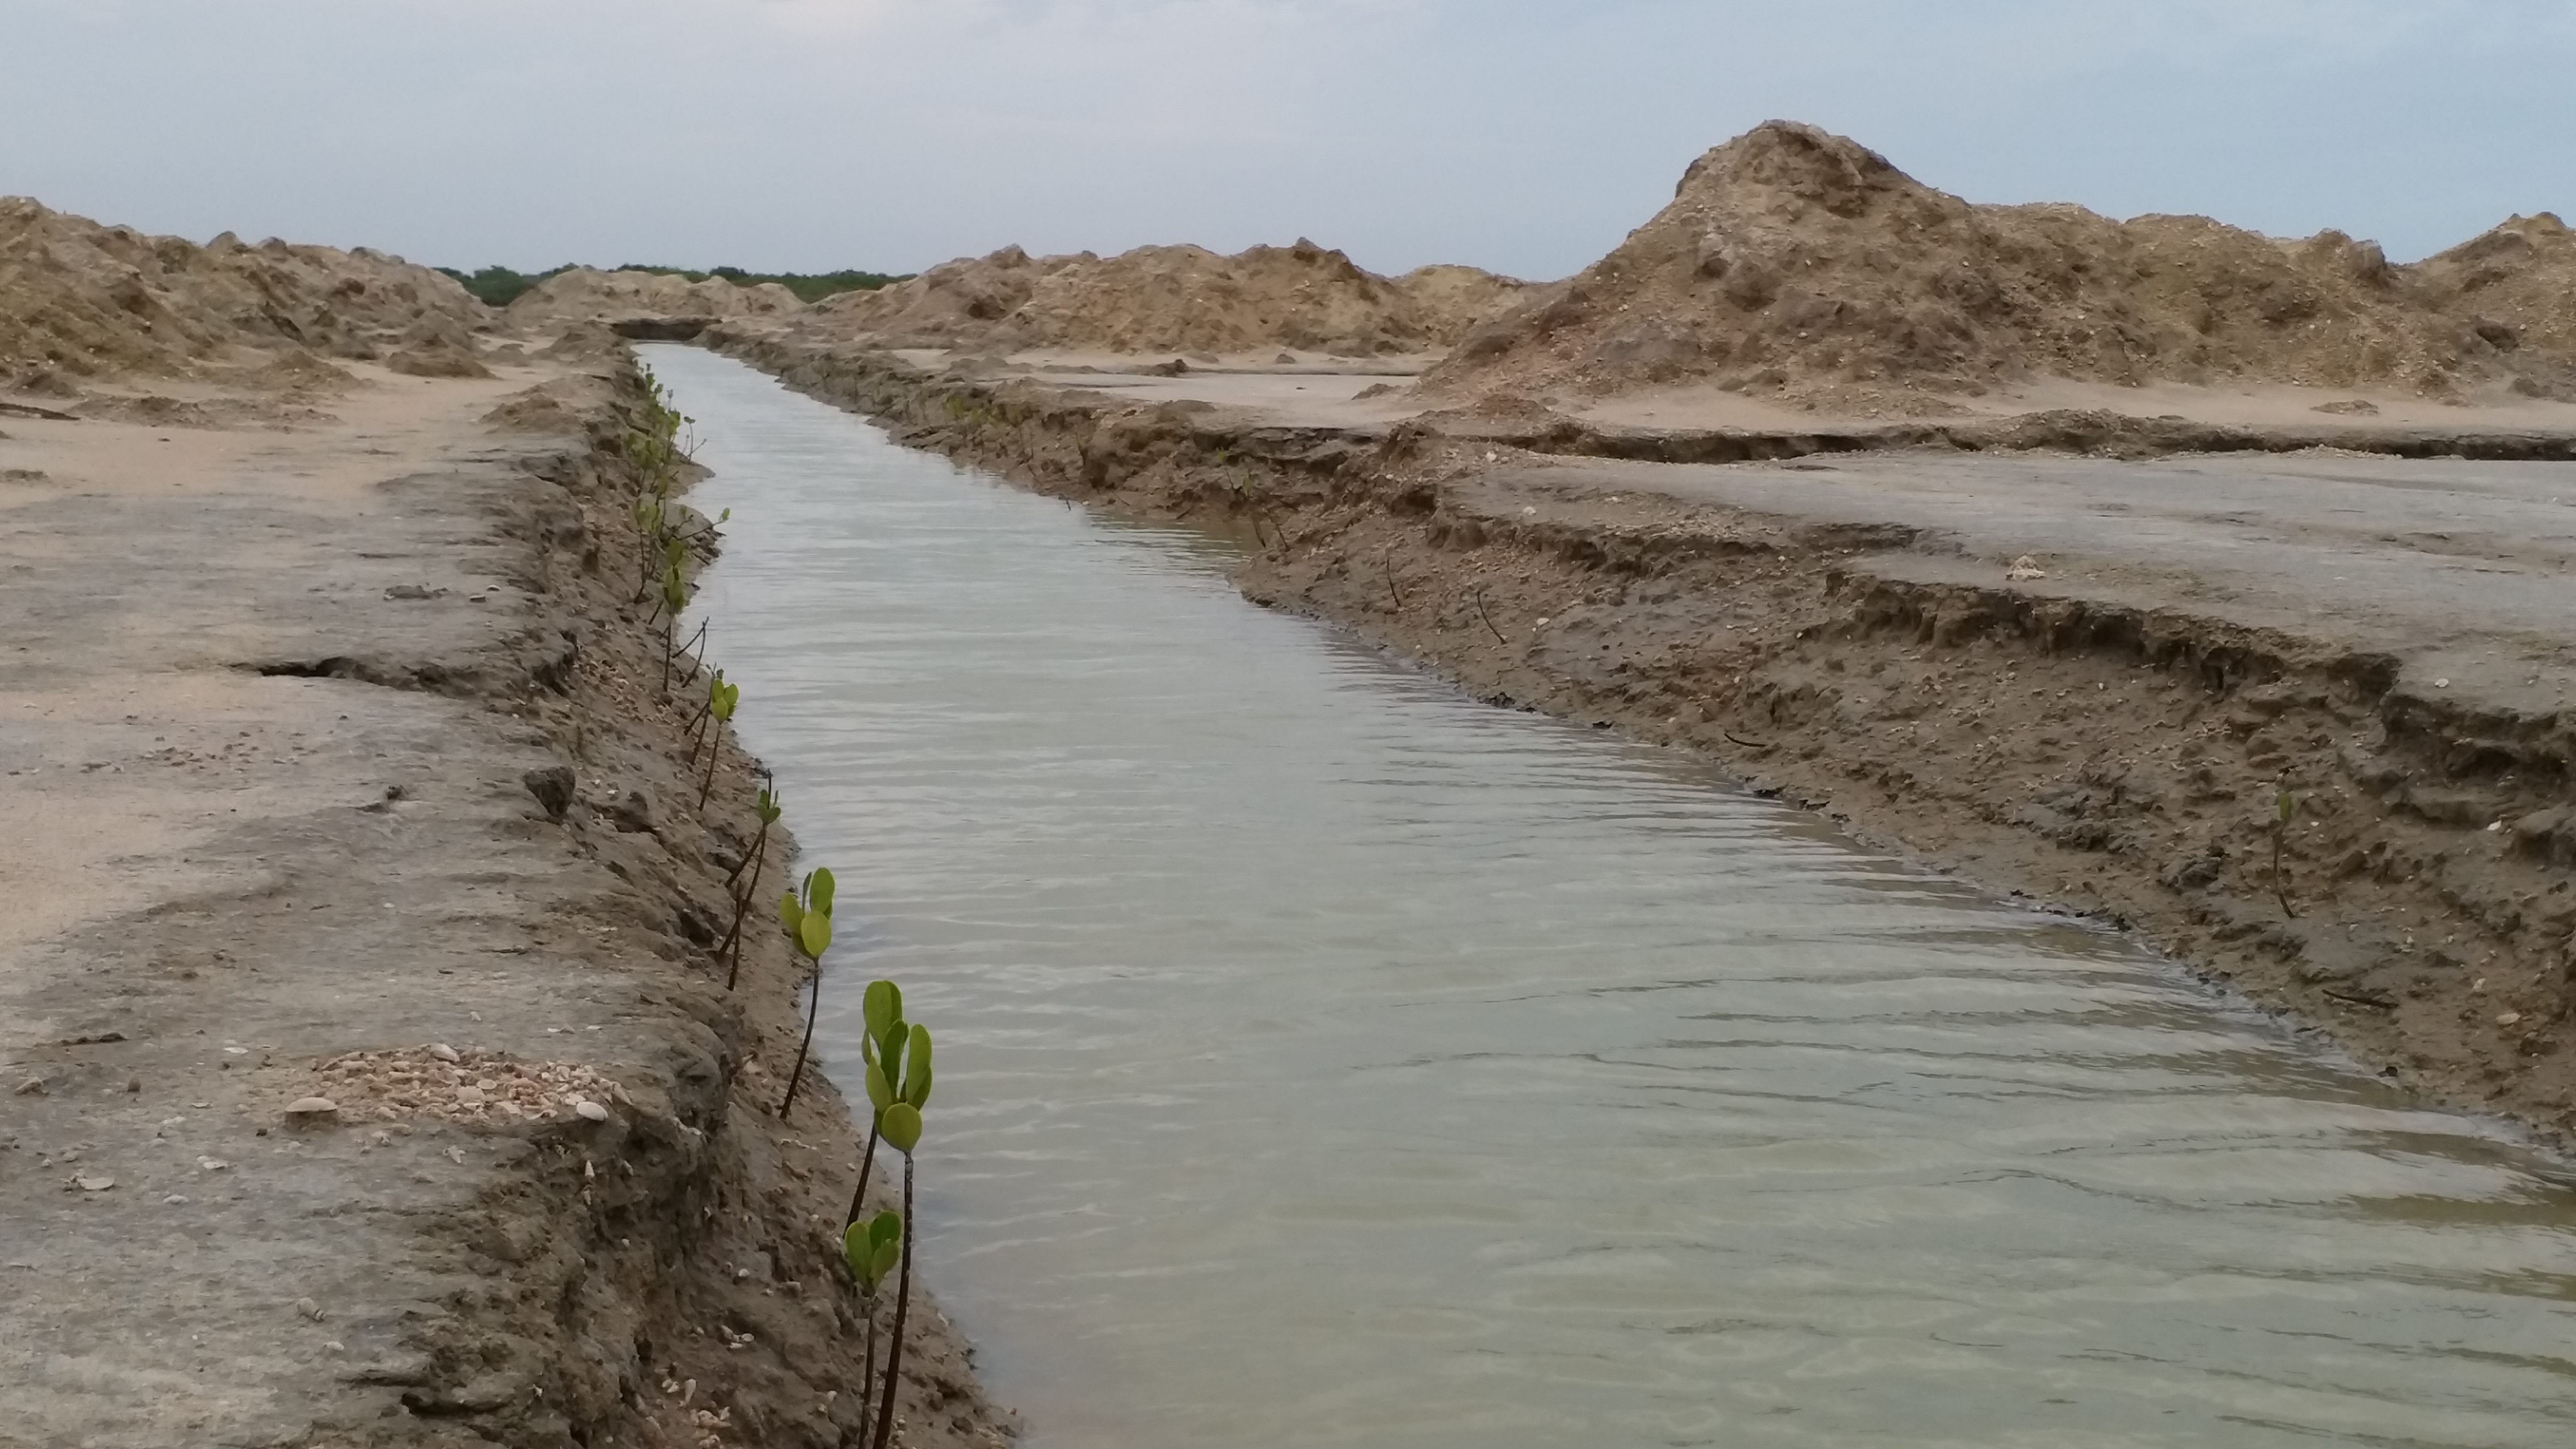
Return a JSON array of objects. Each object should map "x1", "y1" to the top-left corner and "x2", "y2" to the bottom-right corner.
[{"x1": 648, "y1": 346, "x2": 2576, "y2": 1449}]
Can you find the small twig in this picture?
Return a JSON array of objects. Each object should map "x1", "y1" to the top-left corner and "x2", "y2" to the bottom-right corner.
[
  {"x1": 2323, "y1": 987, "x2": 2396, "y2": 1011},
  {"x1": 1469, "y1": 586, "x2": 1509, "y2": 647},
  {"x1": 1385, "y1": 557, "x2": 1405, "y2": 612},
  {"x1": 1722, "y1": 730, "x2": 1775, "y2": 750}
]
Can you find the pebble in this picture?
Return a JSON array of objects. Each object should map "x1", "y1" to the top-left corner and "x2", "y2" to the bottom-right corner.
[
  {"x1": 575, "y1": 1100, "x2": 610, "y2": 1123},
  {"x1": 426, "y1": 1043, "x2": 461, "y2": 1064},
  {"x1": 295, "y1": 1297, "x2": 325, "y2": 1321},
  {"x1": 2498, "y1": 1012, "x2": 2523, "y2": 1026},
  {"x1": 73, "y1": 1175, "x2": 115, "y2": 1192},
  {"x1": 455, "y1": 1086, "x2": 486, "y2": 1107},
  {"x1": 284, "y1": 1096, "x2": 340, "y2": 1117}
]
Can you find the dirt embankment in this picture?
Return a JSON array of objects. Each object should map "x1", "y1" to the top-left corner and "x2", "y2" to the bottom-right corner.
[
  {"x1": 712, "y1": 326, "x2": 2576, "y2": 1149},
  {"x1": 789, "y1": 239, "x2": 1530, "y2": 359},
  {"x1": 505, "y1": 269, "x2": 808, "y2": 332},
  {"x1": 0, "y1": 196, "x2": 494, "y2": 391},
  {"x1": 1423, "y1": 121, "x2": 2576, "y2": 415},
  {"x1": 1, "y1": 331, "x2": 1011, "y2": 1447}
]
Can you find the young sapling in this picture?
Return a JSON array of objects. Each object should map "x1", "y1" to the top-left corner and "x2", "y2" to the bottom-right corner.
[
  {"x1": 698, "y1": 676, "x2": 739, "y2": 809},
  {"x1": 722, "y1": 784, "x2": 783, "y2": 990},
  {"x1": 775, "y1": 867, "x2": 837, "y2": 1119},
  {"x1": 841, "y1": 1209, "x2": 903, "y2": 1447},
  {"x1": 844, "y1": 981, "x2": 905, "y2": 1225},
  {"x1": 867, "y1": 1017, "x2": 933, "y2": 1449}
]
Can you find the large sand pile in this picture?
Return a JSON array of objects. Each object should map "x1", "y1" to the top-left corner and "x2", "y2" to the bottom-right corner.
[
  {"x1": 1424, "y1": 122, "x2": 2576, "y2": 410},
  {"x1": 805, "y1": 239, "x2": 1530, "y2": 357},
  {"x1": 0, "y1": 197, "x2": 486, "y2": 386},
  {"x1": 503, "y1": 268, "x2": 805, "y2": 330},
  {"x1": 2414, "y1": 212, "x2": 2576, "y2": 376}
]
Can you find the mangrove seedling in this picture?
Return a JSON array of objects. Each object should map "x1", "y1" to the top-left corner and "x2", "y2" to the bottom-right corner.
[
  {"x1": 776, "y1": 867, "x2": 837, "y2": 1119},
  {"x1": 866, "y1": 1017, "x2": 932, "y2": 1449},
  {"x1": 843, "y1": 980, "x2": 907, "y2": 1225},
  {"x1": 721, "y1": 784, "x2": 783, "y2": 989},
  {"x1": 697, "y1": 676, "x2": 738, "y2": 809},
  {"x1": 686, "y1": 669, "x2": 728, "y2": 759},
  {"x1": 842, "y1": 1209, "x2": 903, "y2": 1447},
  {"x1": 658, "y1": 561, "x2": 689, "y2": 695},
  {"x1": 2272, "y1": 782, "x2": 2300, "y2": 920}
]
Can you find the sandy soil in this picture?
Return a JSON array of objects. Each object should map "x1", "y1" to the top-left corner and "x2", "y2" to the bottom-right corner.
[
  {"x1": 0, "y1": 357, "x2": 1010, "y2": 1447},
  {"x1": 1423, "y1": 121, "x2": 2576, "y2": 414},
  {"x1": 716, "y1": 328, "x2": 2576, "y2": 1150}
]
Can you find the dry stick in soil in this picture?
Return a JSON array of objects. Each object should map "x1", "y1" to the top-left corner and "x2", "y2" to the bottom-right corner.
[
  {"x1": 775, "y1": 868, "x2": 836, "y2": 1119},
  {"x1": 1470, "y1": 586, "x2": 1509, "y2": 648},
  {"x1": 868, "y1": 1023, "x2": 934, "y2": 1449}
]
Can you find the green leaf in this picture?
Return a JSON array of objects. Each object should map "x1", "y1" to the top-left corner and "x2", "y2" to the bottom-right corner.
[
  {"x1": 878, "y1": 1022, "x2": 905, "y2": 1089},
  {"x1": 882, "y1": 1101, "x2": 922, "y2": 1155},
  {"x1": 902, "y1": 1025, "x2": 933, "y2": 1108},
  {"x1": 806, "y1": 867, "x2": 836, "y2": 921},
  {"x1": 778, "y1": 892, "x2": 804, "y2": 936},
  {"x1": 842, "y1": 1220, "x2": 872, "y2": 1281},
  {"x1": 872, "y1": 1240, "x2": 901, "y2": 1284},
  {"x1": 797, "y1": 911, "x2": 831, "y2": 960},
  {"x1": 865, "y1": 1063, "x2": 893, "y2": 1110},
  {"x1": 863, "y1": 981, "x2": 901, "y2": 1040},
  {"x1": 868, "y1": 1209, "x2": 902, "y2": 1252}
]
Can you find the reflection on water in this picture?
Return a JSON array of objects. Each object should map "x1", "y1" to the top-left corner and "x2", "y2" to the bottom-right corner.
[{"x1": 651, "y1": 345, "x2": 2576, "y2": 1449}]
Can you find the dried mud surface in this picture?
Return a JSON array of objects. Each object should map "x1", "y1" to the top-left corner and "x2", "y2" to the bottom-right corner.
[
  {"x1": 0, "y1": 349, "x2": 1011, "y2": 1448},
  {"x1": 714, "y1": 328, "x2": 2576, "y2": 1152}
]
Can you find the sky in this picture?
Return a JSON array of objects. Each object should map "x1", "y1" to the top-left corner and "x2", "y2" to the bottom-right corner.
[{"x1": 2, "y1": 1, "x2": 2571, "y2": 282}]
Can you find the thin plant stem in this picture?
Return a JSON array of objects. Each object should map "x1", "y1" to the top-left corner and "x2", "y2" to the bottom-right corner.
[
  {"x1": 858, "y1": 1293, "x2": 880, "y2": 1448},
  {"x1": 727, "y1": 822, "x2": 770, "y2": 891},
  {"x1": 698, "y1": 736, "x2": 720, "y2": 811},
  {"x1": 844, "y1": 1119, "x2": 883, "y2": 1227},
  {"x1": 869, "y1": 1156, "x2": 916, "y2": 1449},
  {"x1": 778, "y1": 962, "x2": 823, "y2": 1119}
]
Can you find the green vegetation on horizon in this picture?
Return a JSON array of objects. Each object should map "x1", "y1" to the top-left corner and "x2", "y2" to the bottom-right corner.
[{"x1": 438, "y1": 262, "x2": 909, "y2": 309}]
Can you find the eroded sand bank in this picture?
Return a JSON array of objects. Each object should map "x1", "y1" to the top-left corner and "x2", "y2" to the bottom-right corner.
[{"x1": 0, "y1": 349, "x2": 1009, "y2": 1448}]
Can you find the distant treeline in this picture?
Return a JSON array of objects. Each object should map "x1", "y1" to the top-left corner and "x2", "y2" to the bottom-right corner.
[{"x1": 438, "y1": 264, "x2": 910, "y2": 309}]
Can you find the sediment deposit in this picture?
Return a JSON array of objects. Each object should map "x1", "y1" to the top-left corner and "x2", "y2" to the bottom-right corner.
[
  {"x1": 0, "y1": 197, "x2": 488, "y2": 385},
  {"x1": 505, "y1": 268, "x2": 808, "y2": 332},
  {"x1": 1423, "y1": 121, "x2": 2576, "y2": 413},
  {"x1": 793, "y1": 239, "x2": 1530, "y2": 358}
]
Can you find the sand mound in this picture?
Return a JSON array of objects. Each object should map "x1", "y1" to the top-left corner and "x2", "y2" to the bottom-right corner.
[
  {"x1": 1424, "y1": 122, "x2": 2576, "y2": 410},
  {"x1": 802, "y1": 239, "x2": 1531, "y2": 357},
  {"x1": 2414, "y1": 213, "x2": 2576, "y2": 389},
  {"x1": 503, "y1": 268, "x2": 805, "y2": 330},
  {"x1": 0, "y1": 197, "x2": 486, "y2": 385}
]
